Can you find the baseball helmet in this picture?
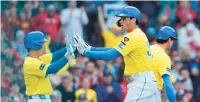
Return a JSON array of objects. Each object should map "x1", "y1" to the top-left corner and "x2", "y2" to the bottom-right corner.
[
  {"x1": 157, "y1": 26, "x2": 178, "y2": 40},
  {"x1": 115, "y1": 6, "x2": 141, "y2": 27},
  {"x1": 24, "y1": 31, "x2": 49, "y2": 50}
]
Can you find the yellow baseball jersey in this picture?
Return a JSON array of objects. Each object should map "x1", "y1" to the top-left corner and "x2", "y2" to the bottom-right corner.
[
  {"x1": 23, "y1": 54, "x2": 69, "y2": 96},
  {"x1": 102, "y1": 29, "x2": 123, "y2": 47},
  {"x1": 150, "y1": 44, "x2": 171, "y2": 90},
  {"x1": 114, "y1": 28, "x2": 152, "y2": 76},
  {"x1": 75, "y1": 88, "x2": 97, "y2": 102}
]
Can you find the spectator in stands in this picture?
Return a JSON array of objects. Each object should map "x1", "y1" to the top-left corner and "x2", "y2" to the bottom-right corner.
[
  {"x1": 31, "y1": 4, "x2": 60, "y2": 52},
  {"x1": 157, "y1": 1, "x2": 177, "y2": 25},
  {"x1": 8, "y1": 81, "x2": 24, "y2": 102},
  {"x1": 75, "y1": 77, "x2": 97, "y2": 102},
  {"x1": 174, "y1": 77, "x2": 186, "y2": 102},
  {"x1": 96, "y1": 70, "x2": 122, "y2": 102},
  {"x1": 103, "y1": 61, "x2": 119, "y2": 80},
  {"x1": 175, "y1": 1, "x2": 197, "y2": 27},
  {"x1": 12, "y1": 30, "x2": 27, "y2": 59},
  {"x1": 31, "y1": 1, "x2": 40, "y2": 17},
  {"x1": 156, "y1": 14, "x2": 170, "y2": 29},
  {"x1": 179, "y1": 68, "x2": 193, "y2": 91},
  {"x1": 60, "y1": 1, "x2": 89, "y2": 43},
  {"x1": 23, "y1": 1, "x2": 32, "y2": 20},
  {"x1": 181, "y1": 46, "x2": 192, "y2": 68},
  {"x1": 17, "y1": 9, "x2": 31, "y2": 33},
  {"x1": 178, "y1": 23, "x2": 200, "y2": 57},
  {"x1": 52, "y1": 90, "x2": 62, "y2": 102},
  {"x1": 56, "y1": 72, "x2": 76, "y2": 102},
  {"x1": 1, "y1": 75, "x2": 9, "y2": 102},
  {"x1": 183, "y1": 90, "x2": 194, "y2": 102},
  {"x1": 97, "y1": 6, "x2": 123, "y2": 47},
  {"x1": 96, "y1": 60, "x2": 105, "y2": 72},
  {"x1": 1, "y1": 6, "x2": 18, "y2": 41},
  {"x1": 190, "y1": 46, "x2": 200, "y2": 102},
  {"x1": 171, "y1": 58, "x2": 183, "y2": 78},
  {"x1": 82, "y1": 61, "x2": 98, "y2": 88},
  {"x1": 1, "y1": 31, "x2": 22, "y2": 69},
  {"x1": 95, "y1": 60, "x2": 106, "y2": 85},
  {"x1": 71, "y1": 63, "x2": 85, "y2": 89}
]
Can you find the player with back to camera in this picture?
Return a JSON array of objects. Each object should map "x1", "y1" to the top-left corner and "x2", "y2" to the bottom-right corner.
[{"x1": 151, "y1": 26, "x2": 177, "y2": 102}]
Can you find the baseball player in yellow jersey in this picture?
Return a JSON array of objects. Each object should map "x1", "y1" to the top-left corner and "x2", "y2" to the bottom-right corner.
[
  {"x1": 23, "y1": 31, "x2": 75, "y2": 102},
  {"x1": 151, "y1": 26, "x2": 177, "y2": 102},
  {"x1": 72, "y1": 6, "x2": 158, "y2": 102},
  {"x1": 97, "y1": 6, "x2": 123, "y2": 47}
]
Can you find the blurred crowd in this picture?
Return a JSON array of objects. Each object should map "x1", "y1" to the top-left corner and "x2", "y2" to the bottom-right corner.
[{"x1": 1, "y1": 1, "x2": 200, "y2": 102}]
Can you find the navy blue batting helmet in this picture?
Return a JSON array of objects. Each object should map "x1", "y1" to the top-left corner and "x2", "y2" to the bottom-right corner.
[
  {"x1": 157, "y1": 26, "x2": 178, "y2": 40},
  {"x1": 115, "y1": 6, "x2": 141, "y2": 27},
  {"x1": 24, "y1": 31, "x2": 49, "y2": 50}
]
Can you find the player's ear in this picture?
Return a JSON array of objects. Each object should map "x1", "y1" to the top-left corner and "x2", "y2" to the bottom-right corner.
[
  {"x1": 167, "y1": 38, "x2": 173, "y2": 45},
  {"x1": 131, "y1": 18, "x2": 136, "y2": 24}
]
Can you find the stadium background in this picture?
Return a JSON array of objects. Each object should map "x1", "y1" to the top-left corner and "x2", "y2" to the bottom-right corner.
[{"x1": 1, "y1": 1, "x2": 200, "y2": 102}]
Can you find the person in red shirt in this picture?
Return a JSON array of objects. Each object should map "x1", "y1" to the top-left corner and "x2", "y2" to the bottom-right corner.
[
  {"x1": 31, "y1": 4, "x2": 61, "y2": 44},
  {"x1": 175, "y1": 1, "x2": 197, "y2": 27}
]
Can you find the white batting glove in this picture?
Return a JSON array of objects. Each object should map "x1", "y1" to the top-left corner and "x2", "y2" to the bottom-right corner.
[
  {"x1": 64, "y1": 36, "x2": 76, "y2": 52},
  {"x1": 73, "y1": 33, "x2": 91, "y2": 54}
]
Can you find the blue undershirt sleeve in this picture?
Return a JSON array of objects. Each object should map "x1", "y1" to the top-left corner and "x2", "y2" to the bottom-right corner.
[
  {"x1": 51, "y1": 48, "x2": 67, "y2": 62},
  {"x1": 90, "y1": 47, "x2": 112, "y2": 51},
  {"x1": 46, "y1": 56, "x2": 68, "y2": 75},
  {"x1": 162, "y1": 74, "x2": 176, "y2": 102},
  {"x1": 83, "y1": 48, "x2": 122, "y2": 61}
]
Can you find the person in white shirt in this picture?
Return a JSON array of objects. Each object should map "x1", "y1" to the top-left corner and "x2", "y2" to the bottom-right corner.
[{"x1": 60, "y1": 1, "x2": 89, "y2": 44}]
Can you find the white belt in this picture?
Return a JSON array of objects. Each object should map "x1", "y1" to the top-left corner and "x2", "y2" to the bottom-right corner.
[{"x1": 128, "y1": 71, "x2": 155, "y2": 83}]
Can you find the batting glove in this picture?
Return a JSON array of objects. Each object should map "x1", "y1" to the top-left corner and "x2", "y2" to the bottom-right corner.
[{"x1": 73, "y1": 33, "x2": 91, "y2": 54}]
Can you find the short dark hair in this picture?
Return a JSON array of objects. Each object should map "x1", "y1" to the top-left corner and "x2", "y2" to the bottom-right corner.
[
  {"x1": 156, "y1": 37, "x2": 176, "y2": 44},
  {"x1": 156, "y1": 39, "x2": 169, "y2": 44}
]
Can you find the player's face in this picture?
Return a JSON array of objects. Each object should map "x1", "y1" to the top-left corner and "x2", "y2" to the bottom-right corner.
[
  {"x1": 119, "y1": 17, "x2": 130, "y2": 30},
  {"x1": 81, "y1": 78, "x2": 90, "y2": 89},
  {"x1": 119, "y1": 17, "x2": 136, "y2": 32},
  {"x1": 10, "y1": 84, "x2": 19, "y2": 94},
  {"x1": 68, "y1": 1, "x2": 77, "y2": 9}
]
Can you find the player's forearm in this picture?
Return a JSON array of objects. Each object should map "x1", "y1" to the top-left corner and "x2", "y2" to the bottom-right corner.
[
  {"x1": 46, "y1": 56, "x2": 69, "y2": 75},
  {"x1": 83, "y1": 48, "x2": 121, "y2": 61},
  {"x1": 90, "y1": 47, "x2": 112, "y2": 51},
  {"x1": 162, "y1": 75, "x2": 176, "y2": 102},
  {"x1": 51, "y1": 48, "x2": 67, "y2": 62},
  {"x1": 98, "y1": 6, "x2": 107, "y2": 31}
]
